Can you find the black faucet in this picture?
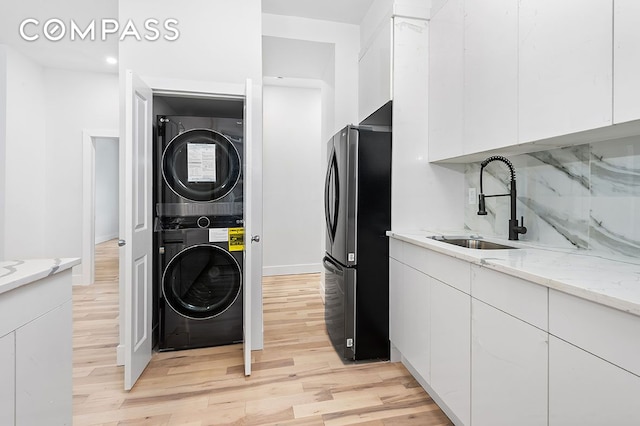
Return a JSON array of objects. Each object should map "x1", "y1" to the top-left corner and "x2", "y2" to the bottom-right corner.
[{"x1": 477, "y1": 155, "x2": 527, "y2": 241}]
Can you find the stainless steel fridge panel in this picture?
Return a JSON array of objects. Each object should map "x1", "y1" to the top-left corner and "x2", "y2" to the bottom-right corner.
[{"x1": 345, "y1": 127, "x2": 359, "y2": 267}]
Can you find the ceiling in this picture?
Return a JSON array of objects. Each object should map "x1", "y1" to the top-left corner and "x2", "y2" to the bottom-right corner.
[
  {"x1": 0, "y1": 0, "x2": 119, "y2": 74},
  {"x1": 262, "y1": 0, "x2": 375, "y2": 25},
  {"x1": 0, "y1": 0, "x2": 372, "y2": 75}
]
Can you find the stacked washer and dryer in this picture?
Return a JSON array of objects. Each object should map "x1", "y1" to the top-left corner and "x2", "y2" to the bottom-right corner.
[{"x1": 154, "y1": 114, "x2": 244, "y2": 351}]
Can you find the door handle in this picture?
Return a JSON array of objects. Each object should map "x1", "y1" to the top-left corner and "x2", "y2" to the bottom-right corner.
[
  {"x1": 251, "y1": 235, "x2": 260, "y2": 243},
  {"x1": 322, "y1": 256, "x2": 343, "y2": 276},
  {"x1": 118, "y1": 239, "x2": 126, "y2": 247}
]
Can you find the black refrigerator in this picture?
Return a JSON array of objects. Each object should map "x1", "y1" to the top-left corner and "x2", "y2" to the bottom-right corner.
[{"x1": 323, "y1": 124, "x2": 391, "y2": 361}]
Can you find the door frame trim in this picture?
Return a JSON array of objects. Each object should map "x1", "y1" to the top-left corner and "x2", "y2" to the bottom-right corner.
[{"x1": 81, "y1": 129, "x2": 119, "y2": 286}]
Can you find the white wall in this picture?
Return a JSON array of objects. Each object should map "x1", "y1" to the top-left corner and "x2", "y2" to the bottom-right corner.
[
  {"x1": 95, "y1": 137, "x2": 119, "y2": 244},
  {"x1": 3, "y1": 46, "x2": 47, "y2": 259},
  {"x1": 262, "y1": 85, "x2": 323, "y2": 276},
  {"x1": 0, "y1": 46, "x2": 6, "y2": 261},
  {"x1": 119, "y1": 0, "x2": 262, "y2": 85},
  {"x1": 262, "y1": 14, "x2": 360, "y2": 137},
  {"x1": 43, "y1": 69, "x2": 119, "y2": 280}
]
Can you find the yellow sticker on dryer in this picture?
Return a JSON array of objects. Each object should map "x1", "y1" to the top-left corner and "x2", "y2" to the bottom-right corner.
[{"x1": 228, "y1": 228, "x2": 244, "y2": 251}]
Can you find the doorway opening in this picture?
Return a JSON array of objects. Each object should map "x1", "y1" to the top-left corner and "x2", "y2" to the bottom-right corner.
[{"x1": 81, "y1": 130, "x2": 119, "y2": 286}]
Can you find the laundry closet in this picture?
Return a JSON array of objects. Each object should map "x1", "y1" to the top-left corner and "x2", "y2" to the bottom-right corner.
[{"x1": 151, "y1": 95, "x2": 246, "y2": 351}]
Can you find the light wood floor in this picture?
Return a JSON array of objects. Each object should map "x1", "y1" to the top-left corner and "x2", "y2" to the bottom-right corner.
[{"x1": 72, "y1": 239, "x2": 452, "y2": 425}]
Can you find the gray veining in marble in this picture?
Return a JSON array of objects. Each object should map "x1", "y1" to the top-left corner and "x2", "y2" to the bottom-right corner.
[
  {"x1": 0, "y1": 260, "x2": 25, "y2": 278},
  {"x1": 465, "y1": 138, "x2": 640, "y2": 259}
]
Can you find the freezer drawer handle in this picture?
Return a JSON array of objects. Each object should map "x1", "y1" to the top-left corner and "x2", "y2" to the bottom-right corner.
[{"x1": 322, "y1": 256, "x2": 343, "y2": 276}]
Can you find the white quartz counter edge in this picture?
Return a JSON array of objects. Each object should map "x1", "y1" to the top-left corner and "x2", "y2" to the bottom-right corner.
[
  {"x1": 387, "y1": 231, "x2": 640, "y2": 317},
  {"x1": 0, "y1": 258, "x2": 81, "y2": 295}
]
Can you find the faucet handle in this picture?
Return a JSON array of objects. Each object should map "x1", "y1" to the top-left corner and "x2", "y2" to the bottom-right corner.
[{"x1": 519, "y1": 216, "x2": 528, "y2": 235}]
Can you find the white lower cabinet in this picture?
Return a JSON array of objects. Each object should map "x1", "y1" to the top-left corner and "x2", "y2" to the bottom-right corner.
[
  {"x1": 389, "y1": 256, "x2": 430, "y2": 381},
  {"x1": 0, "y1": 332, "x2": 15, "y2": 426},
  {"x1": 15, "y1": 301, "x2": 72, "y2": 426},
  {"x1": 390, "y1": 238, "x2": 640, "y2": 426},
  {"x1": 402, "y1": 266, "x2": 430, "y2": 380},
  {"x1": 389, "y1": 257, "x2": 404, "y2": 354},
  {"x1": 471, "y1": 299, "x2": 548, "y2": 426},
  {"x1": 549, "y1": 336, "x2": 640, "y2": 425},
  {"x1": 430, "y1": 277, "x2": 470, "y2": 425}
]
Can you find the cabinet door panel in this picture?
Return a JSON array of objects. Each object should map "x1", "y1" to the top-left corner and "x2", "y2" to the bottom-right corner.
[
  {"x1": 549, "y1": 336, "x2": 640, "y2": 425},
  {"x1": 0, "y1": 332, "x2": 15, "y2": 426},
  {"x1": 428, "y1": 0, "x2": 464, "y2": 160},
  {"x1": 16, "y1": 301, "x2": 72, "y2": 426},
  {"x1": 472, "y1": 299, "x2": 548, "y2": 426},
  {"x1": 402, "y1": 266, "x2": 430, "y2": 380},
  {"x1": 614, "y1": 0, "x2": 640, "y2": 123},
  {"x1": 464, "y1": 0, "x2": 518, "y2": 153},
  {"x1": 549, "y1": 289, "x2": 640, "y2": 377},
  {"x1": 519, "y1": 0, "x2": 612, "y2": 142},
  {"x1": 471, "y1": 265, "x2": 547, "y2": 331},
  {"x1": 430, "y1": 277, "x2": 470, "y2": 425},
  {"x1": 389, "y1": 258, "x2": 404, "y2": 351}
]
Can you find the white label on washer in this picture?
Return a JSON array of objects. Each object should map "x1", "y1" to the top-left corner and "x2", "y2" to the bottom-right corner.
[
  {"x1": 187, "y1": 143, "x2": 216, "y2": 182},
  {"x1": 209, "y1": 228, "x2": 228, "y2": 242}
]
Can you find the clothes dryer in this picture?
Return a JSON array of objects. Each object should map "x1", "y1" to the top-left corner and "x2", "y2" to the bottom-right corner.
[
  {"x1": 156, "y1": 115, "x2": 243, "y2": 225},
  {"x1": 157, "y1": 227, "x2": 243, "y2": 351}
]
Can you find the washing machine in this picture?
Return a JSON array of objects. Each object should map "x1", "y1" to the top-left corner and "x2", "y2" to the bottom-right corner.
[
  {"x1": 158, "y1": 227, "x2": 243, "y2": 351},
  {"x1": 156, "y1": 115, "x2": 244, "y2": 225}
]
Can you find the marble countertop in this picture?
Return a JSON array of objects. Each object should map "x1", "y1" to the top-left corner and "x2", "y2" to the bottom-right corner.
[
  {"x1": 387, "y1": 230, "x2": 640, "y2": 317},
  {"x1": 0, "y1": 258, "x2": 81, "y2": 295}
]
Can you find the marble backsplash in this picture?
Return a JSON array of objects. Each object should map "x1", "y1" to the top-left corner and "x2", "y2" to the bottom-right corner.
[{"x1": 464, "y1": 138, "x2": 640, "y2": 259}]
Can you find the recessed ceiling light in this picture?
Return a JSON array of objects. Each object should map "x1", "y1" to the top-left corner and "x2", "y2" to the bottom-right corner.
[{"x1": 106, "y1": 56, "x2": 118, "y2": 65}]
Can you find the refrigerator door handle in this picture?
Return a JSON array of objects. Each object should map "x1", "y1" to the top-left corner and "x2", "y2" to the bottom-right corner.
[
  {"x1": 322, "y1": 256, "x2": 343, "y2": 276},
  {"x1": 324, "y1": 150, "x2": 340, "y2": 243}
]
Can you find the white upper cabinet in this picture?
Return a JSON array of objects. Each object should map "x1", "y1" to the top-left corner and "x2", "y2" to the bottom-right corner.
[
  {"x1": 358, "y1": 18, "x2": 393, "y2": 123},
  {"x1": 464, "y1": 0, "x2": 518, "y2": 153},
  {"x1": 428, "y1": 0, "x2": 464, "y2": 161},
  {"x1": 613, "y1": 0, "x2": 640, "y2": 124},
  {"x1": 518, "y1": 0, "x2": 613, "y2": 143}
]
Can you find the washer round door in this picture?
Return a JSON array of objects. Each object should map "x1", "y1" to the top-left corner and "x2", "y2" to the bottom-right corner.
[
  {"x1": 162, "y1": 244, "x2": 242, "y2": 320},
  {"x1": 162, "y1": 128, "x2": 241, "y2": 202}
]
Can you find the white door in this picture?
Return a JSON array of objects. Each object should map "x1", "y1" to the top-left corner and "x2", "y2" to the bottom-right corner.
[
  {"x1": 122, "y1": 70, "x2": 153, "y2": 390},
  {"x1": 243, "y1": 78, "x2": 263, "y2": 375}
]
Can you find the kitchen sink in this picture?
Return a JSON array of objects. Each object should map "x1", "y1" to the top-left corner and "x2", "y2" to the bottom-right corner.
[{"x1": 429, "y1": 236, "x2": 518, "y2": 250}]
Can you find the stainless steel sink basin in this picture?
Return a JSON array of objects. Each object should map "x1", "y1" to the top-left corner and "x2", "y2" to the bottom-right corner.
[{"x1": 429, "y1": 236, "x2": 518, "y2": 250}]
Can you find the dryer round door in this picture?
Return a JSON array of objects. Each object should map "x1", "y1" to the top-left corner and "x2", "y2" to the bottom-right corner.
[
  {"x1": 162, "y1": 244, "x2": 242, "y2": 320},
  {"x1": 162, "y1": 128, "x2": 241, "y2": 202}
]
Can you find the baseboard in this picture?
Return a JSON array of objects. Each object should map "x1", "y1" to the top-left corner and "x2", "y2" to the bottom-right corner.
[
  {"x1": 262, "y1": 263, "x2": 321, "y2": 276},
  {"x1": 72, "y1": 271, "x2": 88, "y2": 286},
  {"x1": 95, "y1": 233, "x2": 118, "y2": 245}
]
